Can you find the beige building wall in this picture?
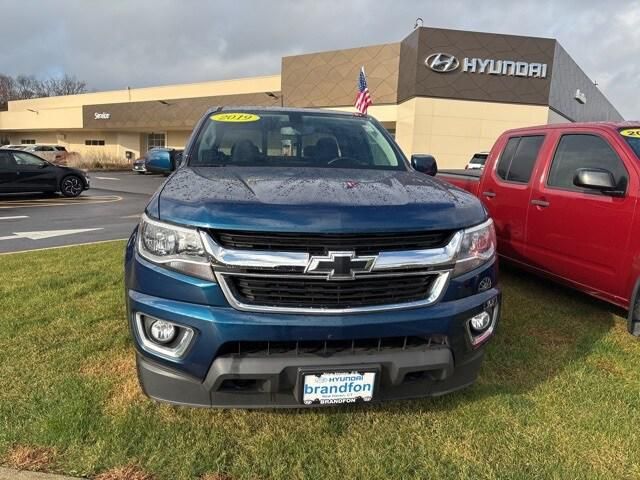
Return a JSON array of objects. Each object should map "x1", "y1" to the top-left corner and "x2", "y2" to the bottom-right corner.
[
  {"x1": 393, "y1": 97, "x2": 551, "y2": 168},
  {"x1": 0, "y1": 107, "x2": 83, "y2": 131},
  {"x1": 8, "y1": 130, "x2": 139, "y2": 159},
  {"x1": 167, "y1": 131, "x2": 191, "y2": 149},
  {"x1": 7, "y1": 129, "x2": 193, "y2": 161}
]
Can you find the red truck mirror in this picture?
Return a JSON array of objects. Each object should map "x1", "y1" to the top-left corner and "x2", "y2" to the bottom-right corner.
[
  {"x1": 573, "y1": 168, "x2": 623, "y2": 196},
  {"x1": 411, "y1": 154, "x2": 438, "y2": 176}
]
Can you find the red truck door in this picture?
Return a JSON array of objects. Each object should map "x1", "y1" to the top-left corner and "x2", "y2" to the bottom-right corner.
[
  {"x1": 526, "y1": 130, "x2": 636, "y2": 304},
  {"x1": 479, "y1": 133, "x2": 546, "y2": 263}
]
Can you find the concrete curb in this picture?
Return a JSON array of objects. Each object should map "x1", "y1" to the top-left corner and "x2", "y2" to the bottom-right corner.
[{"x1": 0, "y1": 467, "x2": 81, "y2": 480}]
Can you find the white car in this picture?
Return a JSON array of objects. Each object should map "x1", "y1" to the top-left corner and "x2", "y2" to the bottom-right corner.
[
  {"x1": 10, "y1": 144, "x2": 69, "y2": 165},
  {"x1": 0, "y1": 144, "x2": 27, "y2": 150},
  {"x1": 465, "y1": 152, "x2": 489, "y2": 170}
]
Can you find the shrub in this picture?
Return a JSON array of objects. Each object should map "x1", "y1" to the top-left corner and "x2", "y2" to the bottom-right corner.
[{"x1": 65, "y1": 152, "x2": 131, "y2": 171}]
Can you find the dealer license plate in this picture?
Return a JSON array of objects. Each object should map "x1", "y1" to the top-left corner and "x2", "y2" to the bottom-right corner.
[{"x1": 302, "y1": 371, "x2": 376, "y2": 405}]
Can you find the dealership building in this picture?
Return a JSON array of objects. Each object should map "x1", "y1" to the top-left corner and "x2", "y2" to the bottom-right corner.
[{"x1": 0, "y1": 27, "x2": 623, "y2": 168}]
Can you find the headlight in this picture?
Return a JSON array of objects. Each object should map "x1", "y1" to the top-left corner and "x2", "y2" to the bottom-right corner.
[
  {"x1": 453, "y1": 219, "x2": 496, "y2": 277},
  {"x1": 137, "y1": 213, "x2": 214, "y2": 280}
]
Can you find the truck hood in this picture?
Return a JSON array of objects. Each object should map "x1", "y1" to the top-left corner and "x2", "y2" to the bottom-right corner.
[{"x1": 155, "y1": 166, "x2": 486, "y2": 233}]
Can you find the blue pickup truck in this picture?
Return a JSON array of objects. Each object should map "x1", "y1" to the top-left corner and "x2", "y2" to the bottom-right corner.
[{"x1": 124, "y1": 107, "x2": 500, "y2": 408}]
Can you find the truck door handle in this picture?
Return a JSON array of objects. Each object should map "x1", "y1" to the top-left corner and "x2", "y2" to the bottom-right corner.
[
  {"x1": 482, "y1": 191, "x2": 496, "y2": 198},
  {"x1": 531, "y1": 199, "x2": 550, "y2": 207}
]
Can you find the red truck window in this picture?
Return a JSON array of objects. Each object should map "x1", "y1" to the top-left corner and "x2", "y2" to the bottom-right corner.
[
  {"x1": 547, "y1": 134, "x2": 628, "y2": 193},
  {"x1": 496, "y1": 135, "x2": 544, "y2": 183}
]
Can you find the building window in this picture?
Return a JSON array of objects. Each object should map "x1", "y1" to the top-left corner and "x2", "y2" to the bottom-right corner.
[
  {"x1": 146, "y1": 133, "x2": 166, "y2": 151},
  {"x1": 85, "y1": 139, "x2": 105, "y2": 146},
  {"x1": 21, "y1": 139, "x2": 36, "y2": 144}
]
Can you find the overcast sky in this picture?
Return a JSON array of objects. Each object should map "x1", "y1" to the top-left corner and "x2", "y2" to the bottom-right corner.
[{"x1": 2, "y1": 1, "x2": 638, "y2": 118}]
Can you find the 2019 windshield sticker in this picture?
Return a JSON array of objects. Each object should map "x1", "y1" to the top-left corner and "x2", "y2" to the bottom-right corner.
[
  {"x1": 620, "y1": 128, "x2": 640, "y2": 138},
  {"x1": 211, "y1": 113, "x2": 261, "y2": 123}
]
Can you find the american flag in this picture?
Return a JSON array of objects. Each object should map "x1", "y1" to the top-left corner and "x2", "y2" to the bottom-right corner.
[{"x1": 354, "y1": 66, "x2": 372, "y2": 114}]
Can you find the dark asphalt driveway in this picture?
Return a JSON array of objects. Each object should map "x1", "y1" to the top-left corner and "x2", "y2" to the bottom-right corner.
[{"x1": 0, "y1": 171, "x2": 165, "y2": 253}]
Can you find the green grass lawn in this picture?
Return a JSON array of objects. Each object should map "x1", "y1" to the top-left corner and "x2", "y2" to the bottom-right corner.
[{"x1": 1, "y1": 241, "x2": 640, "y2": 480}]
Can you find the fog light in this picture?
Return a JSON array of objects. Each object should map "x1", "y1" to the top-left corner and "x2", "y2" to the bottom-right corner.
[
  {"x1": 149, "y1": 320, "x2": 177, "y2": 344},
  {"x1": 469, "y1": 311, "x2": 491, "y2": 332}
]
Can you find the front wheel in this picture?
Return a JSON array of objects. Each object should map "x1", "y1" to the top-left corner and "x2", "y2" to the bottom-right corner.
[{"x1": 60, "y1": 175, "x2": 84, "y2": 198}]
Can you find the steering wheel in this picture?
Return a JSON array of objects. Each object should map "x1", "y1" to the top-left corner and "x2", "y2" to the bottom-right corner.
[{"x1": 326, "y1": 156, "x2": 366, "y2": 167}]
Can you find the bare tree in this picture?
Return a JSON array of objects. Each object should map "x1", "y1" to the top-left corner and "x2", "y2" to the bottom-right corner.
[
  {"x1": 0, "y1": 74, "x2": 16, "y2": 108},
  {"x1": 0, "y1": 73, "x2": 88, "y2": 107},
  {"x1": 50, "y1": 74, "x2": 86, "y2": 96},
  {"x1": 14, "y1": 75, "x2": 40, "y2": 99}
]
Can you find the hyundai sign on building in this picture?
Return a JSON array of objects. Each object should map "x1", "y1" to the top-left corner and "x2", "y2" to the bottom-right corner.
[{"x1": 0, "y1": 27, "x2": 622, "y2": 168}]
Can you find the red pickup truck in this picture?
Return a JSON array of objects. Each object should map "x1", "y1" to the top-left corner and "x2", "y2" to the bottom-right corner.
[{"x1": 438, "y1": 122, "x2": 640, "y2": 335}]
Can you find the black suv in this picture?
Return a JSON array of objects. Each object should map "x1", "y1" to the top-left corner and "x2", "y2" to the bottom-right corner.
[{"x1": 0, "y1": 149, "x2": 90, "y2": 197}]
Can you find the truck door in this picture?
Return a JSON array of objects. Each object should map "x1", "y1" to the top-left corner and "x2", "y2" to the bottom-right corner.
[
  {"x1": 526, "y1": 131, "x2": 635, "y2": 302},
  {"x1": 479, "y1": 134, "x2": 545, "y2": 263}
]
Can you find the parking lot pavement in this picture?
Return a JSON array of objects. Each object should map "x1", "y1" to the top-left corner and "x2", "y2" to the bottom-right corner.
[
  {"x1": 89, "y1": 170, "x2": 167, "y2": 195},
  {"x1": 0, "y1": 172, "x2": 165, "y2": 254}
]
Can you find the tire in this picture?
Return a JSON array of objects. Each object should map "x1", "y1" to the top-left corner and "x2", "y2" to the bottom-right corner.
[
  {"x1": 627, "y1": 278, "x2": 640, "y2": 336},
  {"x1": 60, "y1": 175, "x2": 84, "y2": 198},
  {"x1": 137, "y1": 171, "x2": 146, "y2": 175}
]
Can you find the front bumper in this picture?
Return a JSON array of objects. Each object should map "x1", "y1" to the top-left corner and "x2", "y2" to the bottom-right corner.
[
  {"x1": 125, "y1": 236, "x2": 500, "y2": 408},
  {"x1": 136, "y1": 344, "x2": 485, "y2": 408}
]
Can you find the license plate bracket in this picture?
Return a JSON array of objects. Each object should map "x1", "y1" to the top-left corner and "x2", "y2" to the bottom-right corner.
[{"x1": 297, "y1": 366, "x2": 379, "y2": 406}]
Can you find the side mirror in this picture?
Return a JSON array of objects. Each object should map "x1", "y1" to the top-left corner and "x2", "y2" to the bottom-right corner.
[
  {"x1": 145, "y1": 150, "x2": 172, "y2": 174},
  {"x1": 573, "y1": 168, "x2": 623, "y2": 196},
  {"x1": 172, "y1": 151, "x2": 183, "y2": 169},
  {"x1": 411, "y1": 154, "x2": 438, "y2": 176}
]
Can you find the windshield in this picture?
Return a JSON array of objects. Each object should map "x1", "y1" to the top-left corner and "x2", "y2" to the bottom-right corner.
[
  {"x1": 189, "y1": 111, "x2": 405, "y2": 170},
  {"x1": 620, "y1": 128, "x2": 640, "y2": 158}
]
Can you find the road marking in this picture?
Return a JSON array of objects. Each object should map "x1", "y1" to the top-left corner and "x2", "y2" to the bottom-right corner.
[
  {"x1": 0, "y1": 237, "x2": 128, "y2": 255},
  {"x1": 0, "y1": 216, "x2": 29, "y2": 220},
  {"x1": 121, "y1": 214, "x2": 141, "y2": 219},
  {"x1": 94, "y1": 176, "x2": 121, "y2": 180},
  {"x1": 0, "y1": 195, "x2": 121, "y2": 209},
  {"x1": 0, "y1": 228, "x2": 103, "y2": 242}
]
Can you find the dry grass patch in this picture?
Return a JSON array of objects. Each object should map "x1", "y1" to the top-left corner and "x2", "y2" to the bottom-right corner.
[
  {"x1": 66, "y1": 152, "x2": 131, "y2": 171},
  {"x1": 95, "y1": 464, "x2": 155, "y2": 480},
  {"x1": 80, "y1": 349, "x2": 144, "y2": 414},
  {"x1": 3, "y1": 445, "x2": 56, "y2": 471},
  {"x1": 200, "y1": 473, "x2": 235, "y2": 480}
]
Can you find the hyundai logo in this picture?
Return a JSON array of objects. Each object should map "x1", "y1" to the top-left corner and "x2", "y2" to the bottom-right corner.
[
  {"x1": 305, "y1": 251, "x2": 376, "y2": 280},
  {"x1": 425, "y1": 53, "x2": 460, "y2": 73}
]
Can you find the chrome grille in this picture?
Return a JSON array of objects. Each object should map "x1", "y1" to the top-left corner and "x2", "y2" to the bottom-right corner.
[{"x1": 201, "y1": 229, "x2": 460, "y2": 314}]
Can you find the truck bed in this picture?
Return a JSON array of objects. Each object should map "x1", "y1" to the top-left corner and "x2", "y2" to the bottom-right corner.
[{"x1": 437, "y1": 169, "x2": 481, "y2": 195}]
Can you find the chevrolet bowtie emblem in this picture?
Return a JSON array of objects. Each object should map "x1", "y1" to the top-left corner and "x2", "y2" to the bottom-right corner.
[{"x1": 305, "y1": 251, "x2": 376, "y2": 280}]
